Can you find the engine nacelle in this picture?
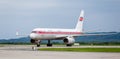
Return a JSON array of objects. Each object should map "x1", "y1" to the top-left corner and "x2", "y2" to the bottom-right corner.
[
  {"x1": 63, "y1": 36, "x2": 75, "y2": 44},
  {"x1": 30, "y1": 39, "x2": 40, "y2": 44},
  {"x1": 30, "y1": 39, "x2": 35, "y2": 44}
]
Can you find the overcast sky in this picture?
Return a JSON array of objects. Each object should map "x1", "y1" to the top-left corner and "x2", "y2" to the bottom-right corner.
[{"x1": 0, "y1": 0, "x2": 120, "y2": 39}]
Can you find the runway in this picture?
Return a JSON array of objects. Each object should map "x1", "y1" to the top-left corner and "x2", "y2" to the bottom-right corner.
[
  {"x1": 0, "y1": 45, "x2": 120, "y2": 59},
  {"x1": 1, "y1": 45, "x2": 120, "y2": 50}
]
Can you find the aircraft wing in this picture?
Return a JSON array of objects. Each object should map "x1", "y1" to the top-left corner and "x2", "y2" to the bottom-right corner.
[
  {"x1": 55, "y1": 32, "x2": 118, "y2": 38},
  {"x1": 74, "y1": 32, "x2": 118, "y2": 36}
]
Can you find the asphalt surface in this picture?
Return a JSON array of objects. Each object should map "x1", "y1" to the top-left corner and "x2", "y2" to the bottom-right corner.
[{"x1": 0, "y1": 45, "x2": 120, "y2": 59}]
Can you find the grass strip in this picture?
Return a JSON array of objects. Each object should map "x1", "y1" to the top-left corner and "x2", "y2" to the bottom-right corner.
[{"x1": 38, "y1": 48, "x2": 120, "y2": 52}]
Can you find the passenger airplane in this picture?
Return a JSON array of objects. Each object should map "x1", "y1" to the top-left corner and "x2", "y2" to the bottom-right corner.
[{"x1": 29, "y1": 10, "x2": 84, "y2": 47}]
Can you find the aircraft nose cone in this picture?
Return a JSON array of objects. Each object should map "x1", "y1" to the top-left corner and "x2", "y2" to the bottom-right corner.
[{"x1": 29, "y1": 33, "x2": 36, "y2": 39}]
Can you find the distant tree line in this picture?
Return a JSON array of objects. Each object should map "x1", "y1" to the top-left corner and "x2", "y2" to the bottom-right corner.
[{"x1": 0, "y1": 42, "x2": 120, "y2": 45}]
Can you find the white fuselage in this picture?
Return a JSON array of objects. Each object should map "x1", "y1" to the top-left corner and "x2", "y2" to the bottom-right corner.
[
  {"x1": 29, "y1": 28, "x2": 81, "y2": 40},
  {"x1": 29, "y1": 10, "x2": 84, "y2": 43}
]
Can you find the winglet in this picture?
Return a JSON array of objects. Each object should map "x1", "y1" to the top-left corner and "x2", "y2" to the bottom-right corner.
[{"x1": 16, "y1": 31, "x2": 19, "y2": 36}]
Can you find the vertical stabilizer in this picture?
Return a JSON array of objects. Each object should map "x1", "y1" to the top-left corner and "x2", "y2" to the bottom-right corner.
[{"x1": 75, "y1": 10, "x2": 84, "y2": 32}]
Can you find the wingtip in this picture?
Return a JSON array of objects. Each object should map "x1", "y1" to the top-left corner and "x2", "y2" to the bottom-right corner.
[{"x1": 16, "y1": 32, "x2": 19, "y2": 36}]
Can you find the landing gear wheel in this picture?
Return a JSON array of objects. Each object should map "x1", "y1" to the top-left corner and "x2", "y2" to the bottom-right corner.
[
  {"x1": 66, "y1": 44, "x2": 72, "y2": 47},
  {"x1": 37, "y1": 44, "x2": 40, "y2": 47},
  {"x1": 47, "y1": 44, "x2": 52, "y2": 47}
]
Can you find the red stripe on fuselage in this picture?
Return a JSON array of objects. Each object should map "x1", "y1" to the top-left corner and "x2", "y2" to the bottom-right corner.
[{"x1": 32, "y1": 31, "x2": 81, "y2": 34}]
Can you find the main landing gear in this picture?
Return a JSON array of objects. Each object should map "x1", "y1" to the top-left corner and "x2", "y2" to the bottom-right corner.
[
  {"x1": 47, "y1": 40, "x2": 52, "y2": 47},
  {"x1": 66, "y1": 44, "x2": 72, "y2": 46}
]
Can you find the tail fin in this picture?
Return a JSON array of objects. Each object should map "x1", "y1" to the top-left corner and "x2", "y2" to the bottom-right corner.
[{"x1": 75, "y1": 10, "x2": 84, "y2": 32}]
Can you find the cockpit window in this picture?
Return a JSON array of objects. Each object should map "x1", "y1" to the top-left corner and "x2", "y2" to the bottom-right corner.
[
  {"x1": 32, "y1": 31, "x2": 37, "y2": 33},
  {"x1": 31, "y1": 31, "x2": 44, "y2": 34}
]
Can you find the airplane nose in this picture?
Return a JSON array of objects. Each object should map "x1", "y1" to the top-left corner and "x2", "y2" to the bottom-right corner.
[{"x1": 29, "y1": 33, "x2": 36, "y2": 39}]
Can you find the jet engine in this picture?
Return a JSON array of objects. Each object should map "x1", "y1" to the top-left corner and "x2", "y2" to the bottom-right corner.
[
  {"x1": 63, "y1": 36, "x2": 75, "y2": 46},
  {"x1": 31, "y1": 39, "x2": 35, "y2": 44},
  {"x1": 30, "y1": 39, "x2": 40, "y2": 44}
]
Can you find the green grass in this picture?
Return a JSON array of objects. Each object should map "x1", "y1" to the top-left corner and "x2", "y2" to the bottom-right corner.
[{"x1": 38, "y1": 48, "x2": 120, "y2": 52}]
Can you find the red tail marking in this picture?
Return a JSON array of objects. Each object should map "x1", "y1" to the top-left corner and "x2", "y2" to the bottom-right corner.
[{"x1": 79, "y1": 17, "x2": 83, "y2": 21}]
